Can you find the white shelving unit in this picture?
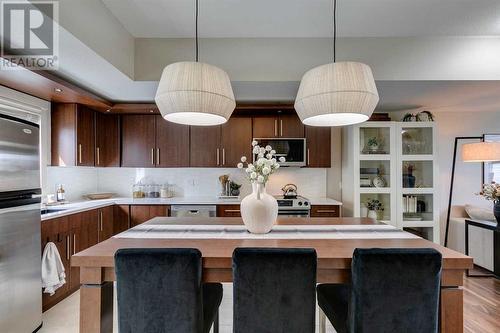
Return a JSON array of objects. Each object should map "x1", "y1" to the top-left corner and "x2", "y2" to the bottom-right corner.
[{"x1": 342, "y1": 121, "x2": 439, "y2": 243}]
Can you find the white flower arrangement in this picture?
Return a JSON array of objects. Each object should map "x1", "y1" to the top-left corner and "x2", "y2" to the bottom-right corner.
[
  {"x1": 479, "y1": 182, "x2": 500, "y2": 202},
  {"x1": 237, "y1": 141, "x2": 285, "y2": 184}
]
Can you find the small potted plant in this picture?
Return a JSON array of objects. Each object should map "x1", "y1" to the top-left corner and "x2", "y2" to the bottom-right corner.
[
  {"x1": 367, "y1": 137, "x2": 380, "y2": 152},
  {"x1": 365, "y1": 199, "x2": 384, "y2": 220},
  {"x1": 478, "y1": 182, "x2": 500, "y2": 226}
]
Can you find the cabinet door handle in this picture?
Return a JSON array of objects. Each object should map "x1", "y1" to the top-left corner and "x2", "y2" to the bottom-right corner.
[
  {"x1": 151, "y1": 148, "x2": 155, "y2": 165},
  {"x1": 274, "y1": 119, "x2": 278, "y2": 137},
  {"x1": 156, "y1": 148, "x2": 160, "y2": 165},
  {"x1": 216, "y1": 148, "x2": 220, "y2": 165},
  {"x1": 222, "y1": 148, "x2": 225, "y2": 165},
  {"x1": 66, "y1": 235, "x2": 70, "y2": 260},
  {"x1": 225, "y1": 209, "x2": 240, "y2": 213},
  {"x1": 280, "y1": 119, "x2": 283, "y2": 137},
  {"x1": 78, "y1": 144, "x2": 82, "y2": 164},
  {"x1": 96, "y1": 147, "x2": 100, "y2": 165},
  {"x1": 307, "y1": 148, "x2": 310, "y2": 165},
  {"x1": 316, "y1": 210, "x2": 337, "y2": 213},
  {"x1": 100, "y1": 211, "x2": 103, "y2": 231},
  {"x1": 73, "y1": 234, "x2": 76, "y2": 254}
]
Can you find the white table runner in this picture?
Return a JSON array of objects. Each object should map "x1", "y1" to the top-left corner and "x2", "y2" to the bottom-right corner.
[{"x1": 114, "y1": 224, "x2": 419, "y2": 240}]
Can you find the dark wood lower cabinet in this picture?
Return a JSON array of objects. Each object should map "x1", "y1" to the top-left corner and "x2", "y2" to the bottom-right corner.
[
  {"x1": 130, "y1": 205, "x2": 170, "y2": 227},
  {"x1": 42, "y1": 205, "x2": 121, "y2": 311},
  {"x1": 114, "y1": 205, "x2": 130, "y2": 234},
  {"x1": 310, "y1": 205, "x2": 341, "y2": 217},
  {"x1": 216, "y1": 204, "x2": 241, "y2": 217},
  {"x1": 98, "y1": 206, "x2": 114, "y2": 242},
  {"x1": 41, "y1": 216, "x2": 71, "y2": 311}
]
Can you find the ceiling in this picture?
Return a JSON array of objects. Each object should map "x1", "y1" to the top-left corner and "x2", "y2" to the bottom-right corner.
[{"x1": 102, "y1": 0, "x2": 500, "y2": 38}]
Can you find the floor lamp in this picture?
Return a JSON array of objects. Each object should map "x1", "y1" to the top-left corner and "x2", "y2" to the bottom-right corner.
[{"x1": 444, "y1": 138, "x2": 500, "y2": 247}]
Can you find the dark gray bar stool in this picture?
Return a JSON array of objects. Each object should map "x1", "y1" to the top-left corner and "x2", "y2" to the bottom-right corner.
[
  {"x1": 115, "y1": 248, "x2": 223, "y2": 333},
  {"x1": 317, "y1": 248, "x2": 442, "y2": 333},
  {"x1": 232, "y1": 247, "x2": 317, "y2": 333}
]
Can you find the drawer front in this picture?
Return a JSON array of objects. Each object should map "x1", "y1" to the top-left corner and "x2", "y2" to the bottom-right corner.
[
  {"x1": 216, "y1": 204, "x2": 241, "y2": 217},
  {"x1": 310, "y1": 205, "x2": 340, "y2": 217}
]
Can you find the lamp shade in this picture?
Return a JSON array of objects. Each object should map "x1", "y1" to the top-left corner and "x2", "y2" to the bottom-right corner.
[
  {"x1": 462, "y1": 142, "x2": 500, "y2": 162},
  {"x1": 155, "y1": 61, "x2": 236, "y2": 126},
  {"x1": 294, "y1": 62, "x2": 379, "y2": 126}
]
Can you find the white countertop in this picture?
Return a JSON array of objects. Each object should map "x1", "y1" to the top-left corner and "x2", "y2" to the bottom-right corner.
[{"x1": 41, "y1": 196, "x2": 342, "y2": 221}]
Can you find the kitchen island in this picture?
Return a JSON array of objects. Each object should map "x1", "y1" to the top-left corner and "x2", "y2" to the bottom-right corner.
[{"x1": 72, "y1": 217, "x2": 472, "y2": 333}]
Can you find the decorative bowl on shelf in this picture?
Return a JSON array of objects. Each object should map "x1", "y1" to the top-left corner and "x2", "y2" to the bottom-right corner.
[{"x1": 84, "y1": 192, "x2": 115, "y2": 200}]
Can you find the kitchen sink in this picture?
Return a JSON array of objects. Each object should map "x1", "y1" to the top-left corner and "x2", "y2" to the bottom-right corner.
[{"x1": 40, "y1": 208, "x2": 68, "y2": 215}]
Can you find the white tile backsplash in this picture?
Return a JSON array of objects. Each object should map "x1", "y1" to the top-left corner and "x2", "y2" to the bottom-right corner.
[
  {"x1": 45, "y1": 167, "x2": 99, "y2": 201},
  {"x1": 45, "y1": 166, "x2": 327, "y2": 200}
]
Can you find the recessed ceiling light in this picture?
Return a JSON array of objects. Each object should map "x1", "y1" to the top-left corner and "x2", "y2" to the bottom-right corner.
[
  {"x1": 149, "y1": 110, "x2": 154, "y2": 113},
  {"x1": 54, "y1": 88, "x2": 62, "y2": 93},
  {"x1": 106, "y1": 109, "x2": 111, "y2": 113}
]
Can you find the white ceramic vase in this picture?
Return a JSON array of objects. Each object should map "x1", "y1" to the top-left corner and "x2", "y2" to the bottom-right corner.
[
  {"x1": 360, "y1": 206, "x2": 368, "y2": 217},
  {"x1": 367, "y1": 210, "x2": 378, "y2": 220},
  {"x1": 240, "y1": 182, "x2": 278, "y2": 234}
]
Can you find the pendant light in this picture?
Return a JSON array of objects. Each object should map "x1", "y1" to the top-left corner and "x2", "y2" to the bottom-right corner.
[
  {"x1": 294, "y1": 0, "x2": 379, "y2": 126},
  {"x1": 155, "y1": 0, "x2": 235, "y2": 126}
]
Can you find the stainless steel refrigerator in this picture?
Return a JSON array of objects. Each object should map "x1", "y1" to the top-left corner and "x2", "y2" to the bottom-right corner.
[{"x1": 0, "y1": 112, "x2": 42, "y2": 332}]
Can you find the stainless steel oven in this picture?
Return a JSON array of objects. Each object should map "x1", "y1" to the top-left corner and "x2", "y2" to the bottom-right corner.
[
  {"x1": 278, "y1": 209, "x2": 310, "y2": 218},
  {"x1": 275, "y1": 195, "x2": 311, "y2": 217},
  {"x1": 253, "y1": 138, "x2": 306, "y2": 167}
]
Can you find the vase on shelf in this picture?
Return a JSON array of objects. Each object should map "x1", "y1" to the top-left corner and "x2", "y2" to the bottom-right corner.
[
  {"x1": 367, "y1": 210, "x2": 378, "y2": 220},
  {"x1": 494, "y1": 201, "x2": 500, "y2": 226},
  {"x1": 360, "y1": 206, "x2": 368, "y2": 218},
  {"x1": 240, "y1": 183, "x2": 278, "y2": 234}
]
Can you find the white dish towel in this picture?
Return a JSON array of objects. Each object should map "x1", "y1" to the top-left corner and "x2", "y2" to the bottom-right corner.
[{"x1": 41, "y1": 242, "x2": 66, "y2": 296}]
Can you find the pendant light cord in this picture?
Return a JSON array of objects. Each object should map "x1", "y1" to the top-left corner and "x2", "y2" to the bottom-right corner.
[
  {"x1": 195, "y1": 0, "x2": 199, "y2": 62},
  {"x1": 333, "y1": 0, "x2": 337, "y2": 62}
]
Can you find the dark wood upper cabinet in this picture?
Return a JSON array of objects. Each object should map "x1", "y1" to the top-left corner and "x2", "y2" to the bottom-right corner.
[
  {"x1": 221, "y1": 117, "x2": 253, "y2": 167},
  {"x1": 279, "y1": 113, "x2": 304, "y2": 138},
  {"x1": 95, "y1": 113, "x2": 120, "y2": 167},
  {"x1": 305, "y1": 126, "x2": 331, "y2": 168},
  {"x1": 121, "y1": 115, "x2": 156, "y2": 167},
  {"x1": 51, "y1": 103, "x2": 95, "y2": 166},
  {"x1": 252, "y1": 115, "x2": 278, "y2": 138},
  {"x1": 252, "y1": 113, "x2": 304, "y2": 138},
  {"x1": 76, "y1": 105, "x2": 95, "y2": 166},
  {"x1": 52, "y1": 105, "x2": 329, "y2": 169},
  {"x1": 190, "y1": 126, "x2": 222, "y2": 167},
  {"x1": 155, "y1": 116, "x2": 190, "y2": 167}
]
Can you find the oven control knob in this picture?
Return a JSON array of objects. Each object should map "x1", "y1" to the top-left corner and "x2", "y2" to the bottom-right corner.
[
  {"x1": 304, "y1": 202, "x2": 309, "y2": 206},
  {"x1": 298, "y1": 201, "x2": 303, "y2": 206}
]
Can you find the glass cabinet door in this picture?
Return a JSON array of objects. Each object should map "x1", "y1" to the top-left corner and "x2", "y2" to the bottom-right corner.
[
  {"x1": 402, "y1": 160, "x2": 434, "y2": 189},
  {"x1": 401, "y1": 127, "x2": 433, "y2": 155},
  {"x1": 359, "y1": 127, "x2": 391, "y2": 155}
]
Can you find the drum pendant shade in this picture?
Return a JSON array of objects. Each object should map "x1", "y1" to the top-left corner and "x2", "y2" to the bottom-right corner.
[
  {"x1": 294, "y1": 61, "x2": 379, "y2": 127},
  {"x1": 462, "y1": 142, "x2": 500, "y2": 162},
  {"x1": 155, "y1": 61, "x2": 236, "y2": 126}
]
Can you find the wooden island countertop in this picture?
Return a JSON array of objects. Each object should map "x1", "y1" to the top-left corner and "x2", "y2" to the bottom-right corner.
[{"x1": 71, "y1": 217, "x2": 472, "y2": 333}]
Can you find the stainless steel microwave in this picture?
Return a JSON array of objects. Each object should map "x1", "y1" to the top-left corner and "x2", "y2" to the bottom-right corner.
[{"x1": 253, "y1": 138, "x2": 306, "y2": 167}]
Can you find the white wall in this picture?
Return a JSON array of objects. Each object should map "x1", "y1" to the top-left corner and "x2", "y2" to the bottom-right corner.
[
  {"x1": 135, "y1": 37, "x2": 500, "y2": 81},
  {"x1": 58, "y1": 0, "x2": 135, "y2": 78},
  {"x1": 327, "y1": 127, "x2": 342, "y2": 200},
  {"x1": 434, "y1": 111, "x2": 500, "y2": 242}
]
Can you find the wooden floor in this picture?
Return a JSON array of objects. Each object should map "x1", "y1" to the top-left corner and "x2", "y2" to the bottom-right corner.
[{"x1": 463, "y1": 269, "x2": 500, "y2": 333}]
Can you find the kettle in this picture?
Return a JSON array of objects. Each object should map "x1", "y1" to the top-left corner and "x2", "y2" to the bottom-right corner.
[{"x1": 281, "y1": 184, "x2": 298, "y2": 199}]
